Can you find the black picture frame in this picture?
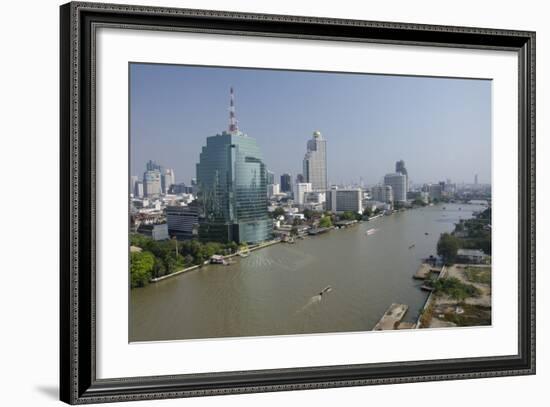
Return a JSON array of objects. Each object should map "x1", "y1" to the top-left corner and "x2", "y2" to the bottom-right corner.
[{"x1": 60, "y1": 1, "x2": 536, "y2": 404}]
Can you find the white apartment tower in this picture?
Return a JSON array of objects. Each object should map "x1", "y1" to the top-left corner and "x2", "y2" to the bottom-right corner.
[
  {"x1": 326, "y1": 188, "x2": 363, "y2": 214},
  {"x1": 371, "y1": 184, "x2": 393, "y2": 204},
  {"x1": 163, "y1": 168, "x2": 176, "y2": 194},
  {"x1": 303, "y1": 131, "x2": 327, "y2": 192},
  {"x1": 384, "y1": 173, "x2": 407, "y2": 203}
]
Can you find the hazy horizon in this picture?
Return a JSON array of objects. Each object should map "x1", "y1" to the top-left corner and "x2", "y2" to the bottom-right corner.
[{"x1": 130, "y1": 63, "x2": 492, "y2": 186}]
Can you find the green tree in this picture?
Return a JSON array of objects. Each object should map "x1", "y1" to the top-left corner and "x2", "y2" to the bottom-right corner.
[
  {"x1": 302, "y1": 208, "x2": 312, "y2": 220},
  {"x1": 130, "y1": 251, "x2": 155, "y2": 288},
  {"x1": 414, "y1": 198, "x2": 427, "y2": 207},
  {"x1": 341, "y1": 211, "x2": 355, "y2": 221},
  {"x1": 272, "y1": 207, "x2": 286, "y2": 218},
  {"x1": 319, "y1": 216, "x2": 332, "y2": 228},
  {"x1": 437, "y1": 233, "x2": 460, "y2": 263}
]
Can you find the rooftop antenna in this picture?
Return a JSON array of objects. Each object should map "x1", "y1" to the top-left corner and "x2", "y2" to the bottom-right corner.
[{"x1": 228, "y1": 86, "x2": 239, "y2": 133}]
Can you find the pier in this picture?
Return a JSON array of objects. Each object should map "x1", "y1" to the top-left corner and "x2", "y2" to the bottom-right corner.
[
  {"x1": 413, "y1": 263, "x2": 441, "y2": 280},
  {"x1": 373, "y1": 303, "x2": 409, "y2": 330}
]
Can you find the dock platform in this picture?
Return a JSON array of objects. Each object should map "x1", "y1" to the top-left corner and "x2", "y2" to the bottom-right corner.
[
  {"x1": 373, "y1": 303, "x2": 409, "y2": 330},
  {"x1": 413, "y1": 263, "x2": 441, "y2": 280}
]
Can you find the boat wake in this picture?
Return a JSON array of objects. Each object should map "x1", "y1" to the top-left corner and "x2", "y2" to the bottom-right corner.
[{"x1": 296, "y1": 286, "x2": 332, "y2": 314}]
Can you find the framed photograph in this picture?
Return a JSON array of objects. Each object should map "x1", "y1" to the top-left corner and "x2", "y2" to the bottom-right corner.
[{"x1": 60, "y1": 1, "x2": 535, "y2": 404}]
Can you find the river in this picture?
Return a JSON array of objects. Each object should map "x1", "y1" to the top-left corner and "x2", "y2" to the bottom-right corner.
[{"x1": 130, "y1": 203, "x2": 484, "y2": 341}]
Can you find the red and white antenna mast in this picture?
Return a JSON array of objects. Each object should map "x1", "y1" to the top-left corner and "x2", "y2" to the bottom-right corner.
[{"x1": 228, "y1": 86, "x2": 239, "y2": 133}]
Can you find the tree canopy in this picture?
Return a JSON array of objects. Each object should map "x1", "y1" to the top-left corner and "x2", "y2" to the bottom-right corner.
[
  {"x1": 319, "y1": 216, "x2": 332, "y2": 228},
  {"x1": 130, "y1": 251, "x2": 155, "y2": 288},
  {"x1": 437, "y1": 233, "x2": 460, "y2": 263}
]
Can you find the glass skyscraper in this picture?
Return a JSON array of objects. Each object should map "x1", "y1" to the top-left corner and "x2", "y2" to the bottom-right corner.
[
  {"x1": 303, "y1": 130, "x2": 328, "y2": 192},
  {"x1": 280, "y1": 173, "x2": 292, "y2": 193},
  {"x1": 196, "y1": 88, "x2": 272, "y2": 244}
]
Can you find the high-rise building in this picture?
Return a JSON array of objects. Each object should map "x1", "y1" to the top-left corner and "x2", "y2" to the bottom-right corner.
[
  {"x1": 267, "y1": 183, "x2": 280, "y2": 198},
  {"x1": 384, "y1": 173, "x2": 407, "y2": 203},
  {"x1": 326, "y1": 188, "x2": 363, "y2": 214},
  {"x1": 130, "y1": 175, "x2": 138, "y2": 196},
  {"x1": 134, "y1": 181, "x2": 144, "y2": 198},
  {"x1": 190, "y1": 178, "x2": 198, "y2": 194},
  {"x1": 266, "y1": 170, "x2": 275, "y2": 186},
  {"x1": 371, "y1": 185, "x2": 393, "y2": 204},
  {"x1": 395, "y1": 160, "x2": 409, "y2": 194},
  {"x1": 146, "y1": 159, "x2": 162, "y2": 172},
  {"x1": 280, "y1": 173, "x2": 292, "y2": 193},
  {"x1": 295, "y1": 182, "x2": 312, "y2": 205},
  {"x1": 428, "y1": 183, "x2": 443, "y2": 200},
  {"x1": 474, "y1": 174, "x2": 479, "y2": 186},
  {"x1": 196, "y1": 88, "x2": 272, "y2": 244},
  {"x1": 162, "y1": 168, "x2": 176, "y2": 194},
  {"x1": 143, "y1": 168, "x2": 162, "y2": 197},
  {"x1": 395, "y1": 160, "x2": 408, "y2": 176},
  {"x1": 303, "y1": 131, "x2": 327, "y2": 191}
]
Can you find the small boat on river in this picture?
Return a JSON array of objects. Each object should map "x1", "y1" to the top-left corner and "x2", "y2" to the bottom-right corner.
[{"x1": 319, "y1": 286, "x2": 332, "y2": 296}]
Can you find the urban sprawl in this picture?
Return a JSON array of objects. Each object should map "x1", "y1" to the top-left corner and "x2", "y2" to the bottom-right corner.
[{"x1": 130, "y1": 88, "x2": 492, "y2": 330}]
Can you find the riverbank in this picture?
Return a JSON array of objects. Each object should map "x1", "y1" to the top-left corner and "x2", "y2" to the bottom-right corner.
[
  {"x1": 150, "y1": 221, "x2": 362, "y2": 283},
  {"x1": 150, "y1": 238, "x2": 282, "y2": 283},
  {"x1": 374, "y1": 203, "x2": 491, "y2": 331},
  {"x1": 150, "y1": 209, "x2": 411, "y2": 285},
  {"x1": 420, "y1": 264, "x2": 492, "y2": 328}
]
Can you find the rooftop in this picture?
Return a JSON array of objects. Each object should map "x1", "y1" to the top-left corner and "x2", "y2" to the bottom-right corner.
[{"x1": 457, "y1": 249, "x2": 487, "y2": 257}]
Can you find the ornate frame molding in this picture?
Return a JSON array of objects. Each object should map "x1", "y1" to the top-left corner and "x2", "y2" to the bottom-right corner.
[{"x1": 60, "y1": 2, "x2": 535, "y2": 404}]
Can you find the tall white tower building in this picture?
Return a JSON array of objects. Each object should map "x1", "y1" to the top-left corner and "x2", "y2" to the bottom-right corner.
[
  {"x1": 303, "y1": 131, "x2": 327, "y2": 192},
  {"x1": 163, "y1": 168, "x2": 176, "y2": 194},
  {"x1": 384, "y1": 173, "x2": 407, "y2": 203}
]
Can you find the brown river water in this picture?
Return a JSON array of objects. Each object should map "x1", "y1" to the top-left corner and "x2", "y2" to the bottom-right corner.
[{"x1": 130, "y1": 203, "x2": 483, "y2": 342}]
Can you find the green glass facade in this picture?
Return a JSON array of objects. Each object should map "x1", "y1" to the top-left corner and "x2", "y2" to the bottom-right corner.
[{"x1": 196, "y1": 131, "x2": 272, "y2": 244}]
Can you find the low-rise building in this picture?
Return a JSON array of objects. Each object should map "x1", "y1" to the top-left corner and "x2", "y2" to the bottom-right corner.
[
  {"x1": 456, "y1": 249, "x2": 489, "y2": 264},
  {"x1": 137, "y1": 223, "x2": 169, "y2": 241},
  {"x1": 295, "y1": 182, "x2": 313, "y2": 206},
  {"x1": 166, "y1": 205, "x2": 199, "y2": 240},
  {"x1": 326, "y1": 188, "x2": 363, "y2": 214}
]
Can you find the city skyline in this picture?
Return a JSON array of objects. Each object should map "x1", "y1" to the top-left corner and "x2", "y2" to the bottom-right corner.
[{"x1": 130, "y1": 63, "x2": 492, "y2": 186}]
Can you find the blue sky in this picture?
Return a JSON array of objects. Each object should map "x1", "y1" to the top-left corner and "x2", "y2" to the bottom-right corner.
[{"x1": 130, "y1": 63, "x2": 491, "y2": 186}]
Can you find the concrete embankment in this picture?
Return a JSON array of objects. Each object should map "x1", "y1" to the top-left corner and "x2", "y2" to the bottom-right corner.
[
  {"x1": 415, "y1": 265, "x2": 448, "y2": 328},
  {"x1": 149, "y1": 239, "x2": 281, "y2": 283},
  {"x1": 373, "y1": 303, "x2": 409, "y2": 330}
]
